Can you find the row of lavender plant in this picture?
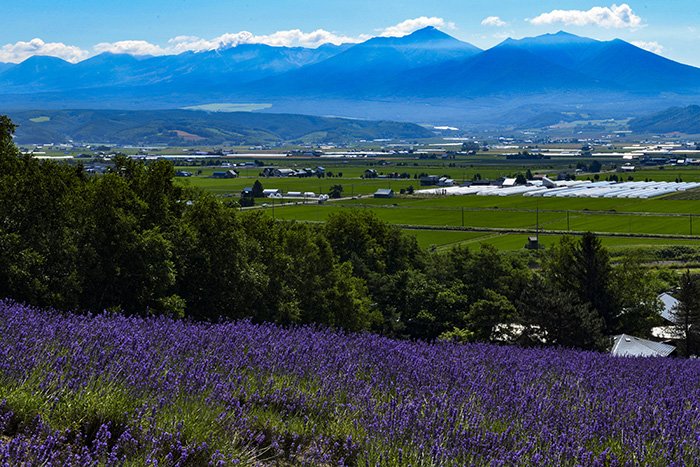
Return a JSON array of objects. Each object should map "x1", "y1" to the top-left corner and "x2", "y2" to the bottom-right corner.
[{"x1": 1, "y1": 299, "x2": 700, "y2": 465}]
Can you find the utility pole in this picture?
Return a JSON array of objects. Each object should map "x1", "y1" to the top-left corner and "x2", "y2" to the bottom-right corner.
[
  {"x1": 461, "y1": 207, "x2": 464, "y2": 227},
  {"x1": 536, "y1": 201, "x2": 540, "y2": 242},
  {"x1": 567, "y1": 210, "x2": 570, "y2": 231},
  {"x1": 691, "y1": 214, "x2": 694, "y2": 235}
]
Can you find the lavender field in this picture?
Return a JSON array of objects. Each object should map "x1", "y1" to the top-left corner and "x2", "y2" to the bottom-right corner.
[{"x1": 1, "y1": 300, "x2": 700, "y2": 466}]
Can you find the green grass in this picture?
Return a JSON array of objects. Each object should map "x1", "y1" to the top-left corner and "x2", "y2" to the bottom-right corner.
[
  {"x1": 270, "y1": 203, "x2": 699, "y2": 236},
  {"x1": 406, "y1": 230, "x2": 700, "y2": 252}
]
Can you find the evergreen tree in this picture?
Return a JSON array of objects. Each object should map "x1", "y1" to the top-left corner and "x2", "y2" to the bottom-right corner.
[
  {"x1": 517, "y1": 274, "x2": 606, "y2": 350},
  {"x1": 544, "y1": 234, "x2": 619, "y2": 334},
  {"x1": 252, "y1": 179, "x2": 264, "y2": 198},
  {"x1": 674, "y1": 270, "x2": 700, "y2": 356}
]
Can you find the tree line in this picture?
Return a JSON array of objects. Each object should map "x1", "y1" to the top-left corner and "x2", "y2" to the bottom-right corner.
[{"x1": 1, "y1": 116, "x2": 698, "y2": 352}]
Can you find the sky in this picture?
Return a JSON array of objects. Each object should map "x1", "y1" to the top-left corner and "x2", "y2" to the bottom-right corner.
[{"x1": 2, "y1": 1, "x2": 700, "y2": 66}]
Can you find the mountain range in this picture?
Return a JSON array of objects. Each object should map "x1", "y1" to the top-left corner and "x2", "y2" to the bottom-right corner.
[
  {"x1": 8, "y1": 109, "x2": 434, "y2": 145},
  {"x1": 629, "y1": 105, "x2": 700, "y2": 134},
  {"x1": 1, "y1": 27, "x2": 700, "y2": 127}
]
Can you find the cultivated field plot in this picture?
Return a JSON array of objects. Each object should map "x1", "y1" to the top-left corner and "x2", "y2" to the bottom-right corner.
[
  {"x1": 407, "y1": 230, "x2": 700, "y2": 251},
  {"x1": 3, "y1": 302, "x2": 700, "y2": 465},
  {"x1": 271, "y1": 200, "x2": 700, "y2": 236}
]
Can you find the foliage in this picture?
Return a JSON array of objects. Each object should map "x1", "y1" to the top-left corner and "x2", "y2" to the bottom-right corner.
[
  {"x1": 543, "y1": 233, "x2": 618, "y2": 334},
  {"x1": 252, "y1": 179, "x2": 264, "y2": 198},
  {"x1": 674, "y1": 270, "x2": 700, "y2": 356},
  {"x1": 328, "y1": 184, "x2": 343, "y2": 199}
]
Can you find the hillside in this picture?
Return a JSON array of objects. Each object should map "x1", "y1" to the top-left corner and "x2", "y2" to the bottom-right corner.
[
  {"x1": 2, "y1": 301, "x2": 700, "y2": 465},
  {"x1": 8, "y1": 109, "x2": 434, "y2": 144},
  {"x1": 630, "y1": 105, "x2": 700, "y2": 134}
]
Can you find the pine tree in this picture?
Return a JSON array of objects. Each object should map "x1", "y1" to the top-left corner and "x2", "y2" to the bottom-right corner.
[
  {"x1": 544, "y1": 233, "x2": 619, "y2": 334},
  {"x1": 674, "y1": 270, "x2": 700, "y2": 356}
]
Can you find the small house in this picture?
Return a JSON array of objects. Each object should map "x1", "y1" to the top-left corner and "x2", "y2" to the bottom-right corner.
[
  {"x1": 419, "y1": 175, "x2": 440, "y2": 186},
  {"x1": 374, "y1": 189, "x2": 395, "y2": 199},
  {"x1": 659, "y1": 292, "x2": 679, "y2": 324},
  {"x1": 525, "y1": 237, "x2": 540, "y2": 250},
  {"x1": 262, "y1": 189, "x2": 282, "y2": 198},
  {"x1": 610, "y1": 334, "x2": 675, "y2": 357},
  {"x1": 212, "y1": 169, "x2": 238, "y2": 179},
  {"x1": 273, "y1": 168, "x2": 296, "y2": 177}
]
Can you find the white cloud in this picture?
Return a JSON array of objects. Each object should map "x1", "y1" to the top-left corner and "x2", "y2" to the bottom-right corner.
[
  {"x1": 0, "y1": 38, "x2": 89, "y2": 63},
  {"x1": 93, "y1": 29, "x2": 364, "y2": 57},
  {"x1": 378, "y1": 16, "x2": 456, "y2": 37},
  {"x1": 0, "y1": 17, "x2": 461, "y2": 63},
  {"x1": 254, "y1": 29, "x2": 363, "y2": 48},
  {"x1": 529, "y1": 4, "x2": 642, "y2": 29},
  {"x1": 93, "y1": 40, "x2": 168, "y2": 56},
  {"x1": 631, "y1": 40, "x2": 664, "y2": 54},
  {"x1": 481, "y1": 16, "x2": 508, "y2": 27}
]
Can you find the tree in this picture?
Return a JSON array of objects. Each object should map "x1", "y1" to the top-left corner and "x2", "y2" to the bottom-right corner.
[
  {"x1": 171, "y1": 194, "x2": 259, "y2": 321},
  {"x1": 328, "y1": 184, "x2": 343, "y2": 199},
  {"x1": 674, "y1": 270, "x2": 700, "y2": 356},
  {"x1": 543, "y1": 234, "x2": 619, "y2": 334},
  {"x1": 589, "y1": 160, "x2": 602, "y2": 173},
  {"x1": 612, "y1": 252, "x2": 663, "y2": 336},
  {"x1": 252, "y1": 179, "x2": 264, "y2": 198},
  {"x1": 517, "y1": 274, "x2": 606, "y2": 350},
  {"x1": 466, "y1": 289, "x2": 517, "y2": 342}
]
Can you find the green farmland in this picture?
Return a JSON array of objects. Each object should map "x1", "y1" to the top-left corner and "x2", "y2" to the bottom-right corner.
[
  {"x1": 270, "y1": 201, "x2": 698, "y2": 235},
  {"x1": 173, "y1": 158, "x2": 700, "y2": 254}
]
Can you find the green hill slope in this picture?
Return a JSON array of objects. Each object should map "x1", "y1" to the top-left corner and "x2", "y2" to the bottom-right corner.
[{"x1": 9, "y1": 109, "x2": 434, "y2": 145}]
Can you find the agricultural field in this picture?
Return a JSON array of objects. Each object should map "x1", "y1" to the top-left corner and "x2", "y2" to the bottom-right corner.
[
  {"x1": 171, "y1": 157, "x2": 700, "y2": 253},
  {"x1": 3, "y1": 301, "x2": 700, "y2": 465},
  {"x1": 268, "y1": 198, "x2": 700, "y2": 236},
  {"x1": 407, "y1": 229, "x2": 700, "y2": 252}
]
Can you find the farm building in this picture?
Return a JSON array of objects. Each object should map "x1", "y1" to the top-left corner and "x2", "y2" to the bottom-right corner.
[
  {"x1": 658, "y1": 292, "x2": 680, "y2": 324},
  {"x1": 438, "y1": 177, "x2": 455, "y2": 187},
  {"x1": 374, "y1": 189, "x2": 395, "y2": 199},
  {"x1": 275, "y1": 168, "x2": 297, "y2": 177},
  {"x1": 212, "y1": 170, "x2": 238, "y2": 179},
  {"x1": 262, "y1": 189, "x2": 282, "y2": 198},
  {"x1": 610, "y1": 334, "x2": 675, "y2": 357},
  {"x1": 420, "y1": 175, "x2": 440, "y2": 186}
]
